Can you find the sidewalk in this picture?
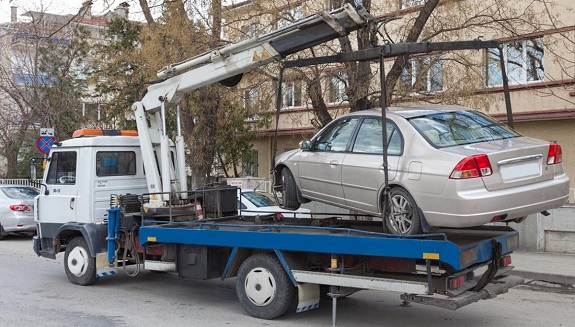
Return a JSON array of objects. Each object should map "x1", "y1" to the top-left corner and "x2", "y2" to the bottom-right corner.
[{"x1": 509, "y1": 251, "x2": 575, "y2": 285}]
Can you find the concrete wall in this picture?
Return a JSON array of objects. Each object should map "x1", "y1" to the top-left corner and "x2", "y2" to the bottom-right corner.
[{"x1": 502, "y1": 206, "x2": 575, "y2": 254}]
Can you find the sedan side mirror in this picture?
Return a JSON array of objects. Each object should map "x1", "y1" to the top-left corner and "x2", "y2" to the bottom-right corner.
[{"x1": 299, "y1": 140, "x2": 311, "y2": 150}]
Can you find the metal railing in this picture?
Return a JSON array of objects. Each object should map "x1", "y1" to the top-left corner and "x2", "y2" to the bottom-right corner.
[{"x1": 0, "y1": 179, "x2": 42, "y2": 186}]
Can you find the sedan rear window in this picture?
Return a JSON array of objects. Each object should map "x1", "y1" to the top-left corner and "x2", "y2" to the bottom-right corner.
[
  {"x1": 1, "y1": 186, "x2": 39, "y2": 199},
  {"x1": 242, "y1": 192, "x2": 276, "y2": 207},
  {"x1": 409, "y1": 110, "x2": 520, "y2": 148}
]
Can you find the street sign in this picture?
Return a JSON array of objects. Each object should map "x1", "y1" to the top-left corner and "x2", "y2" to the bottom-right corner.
[
  {"x1": 40, "y1": 128, "x2": 54, "y2": 136},
  {"x1": 36, "y1": 135, "x2": 56, "y2": 155}
]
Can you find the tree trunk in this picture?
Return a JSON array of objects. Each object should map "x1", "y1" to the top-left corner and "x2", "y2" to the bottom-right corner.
[
  {"x1": 139, "y1": 0, "x2": 156, "y2": 29},
  {"x1": 384, "y1": 0, "x2": 440, "y2": 101},
  {"x1": 307, "y1": 72, "x2": 332, "y2": 127}
]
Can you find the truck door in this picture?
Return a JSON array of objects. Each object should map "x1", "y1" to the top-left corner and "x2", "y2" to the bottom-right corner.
[{"x1": 36, "y1": 150, "x2": 79, "y2": 231}]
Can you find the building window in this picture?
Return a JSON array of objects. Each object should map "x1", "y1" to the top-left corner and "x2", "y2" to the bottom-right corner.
[
  {"x1": 277, "y1": 6, "x2": 303, "y2": 28},
  {"x1": 244, "y1": 23, "x2": 260, "y2": 38},
  {"x1": 400, "y1": 56, "x2": 443, "y2": 94},
  {"x1": 244, "y1": 87, "x2": 260, "y2": 111},
  {"x1": 328, "y1": 0, "x2": 363, "y2": 10},
  {"x1": 282, "y1": 81, "x2": 302, "y2": 108},
  {"x1": 402, "y1": 0, "x2": 426, "y2": 9},
  {"x1": 328, "y1": 72, "x2": 348, "y2": 103},
  {"x1": 242, "y1": 150, "x2": 258, "y2": 177},
  {"x1": 220, "y1": 18, "x2": 227, "y2": 40},
  {"x1": 486, "y1": 37, "x2": 544, "y2": 87}
]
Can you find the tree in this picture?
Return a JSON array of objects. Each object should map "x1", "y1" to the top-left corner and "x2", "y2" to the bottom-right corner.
[{"x1": 0, "y1": 2, "x2": 92, "y2": 177}]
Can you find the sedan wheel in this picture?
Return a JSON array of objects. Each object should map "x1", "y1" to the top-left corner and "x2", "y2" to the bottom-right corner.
[
  {"x1": 281, "y1": 169, "x2": 301, "y2": 210},
  {"x1": 384, "y1": 187, "x2": 422, "y2": 235}
]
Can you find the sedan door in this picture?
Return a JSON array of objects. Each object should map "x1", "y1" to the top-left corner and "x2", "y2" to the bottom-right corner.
[
  {"x1": 342, "y1": 118, "x2": 402, "y2": 213},
  {"x1": 297, "y1": 118, "x2": 359, "y2": 205}
]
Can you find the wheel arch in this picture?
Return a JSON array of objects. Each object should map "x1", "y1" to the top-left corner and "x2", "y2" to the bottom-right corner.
[
  {"x1": 378, "y1": 184, "x2": 432, "y2": 233},
  {"x1": 273, "y1": 164, "x2": 310, "y2": 205},
  {"x1": 55, "y1": 223, "x2": 108, "y2": 257}
]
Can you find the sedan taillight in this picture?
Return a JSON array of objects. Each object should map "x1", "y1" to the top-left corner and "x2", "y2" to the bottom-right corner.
[
  {"x1": 450, "y1": 154, "x2": 493, "y2": 179},
  {"x1": 547, "y1": 143, "x2": 562, "y2": 165},
  {"x1": 10, "y1": 204, "x2": 31, "y2": 212}
]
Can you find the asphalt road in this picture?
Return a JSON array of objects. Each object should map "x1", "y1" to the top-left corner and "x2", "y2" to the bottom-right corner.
[{"x1": 1, "y1": 234, "x2": 574, "y2": 327}]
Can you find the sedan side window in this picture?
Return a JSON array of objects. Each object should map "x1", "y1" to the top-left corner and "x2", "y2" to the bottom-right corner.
[
  {"x1": 313, "y1": 118, "x2": 359, "y2": 152},
  {"x1": 352, "y1": 118, "x2": 403, "y2": 155}
]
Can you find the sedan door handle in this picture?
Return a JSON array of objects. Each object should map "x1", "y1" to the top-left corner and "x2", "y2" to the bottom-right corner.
[
  {"x1": 379, "y1": 165, "x2": 391, "y2": 172},
  {"x1": 330, "y1": 160, "x2": 339, "y2": 167}
]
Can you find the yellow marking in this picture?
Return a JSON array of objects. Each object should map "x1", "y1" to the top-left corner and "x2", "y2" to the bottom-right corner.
[
  {"x1": 331, "y1": 258, "x2": 337, "y2": 268},
  {"x1": 148, "y1": 237, "x2": 157, "y2": 242},
  {"x1": 261, "y1": 50, "x2": 270, "y2": 59},
  {"x1": 423, "y1": 253, "x2": 439, "y2": 260},
  {"x1": 253, "y1": 51, "x2": 261, "y2": 61}
]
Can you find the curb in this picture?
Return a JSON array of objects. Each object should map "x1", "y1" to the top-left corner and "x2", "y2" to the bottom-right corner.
[{"x1": 509, "y1": 269, "x2": 575, "y2": 285}]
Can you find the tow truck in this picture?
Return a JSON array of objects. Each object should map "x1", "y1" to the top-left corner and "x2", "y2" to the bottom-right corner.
[{"x1": 32, "y1": 4, "x2": 524, "y2": 324}]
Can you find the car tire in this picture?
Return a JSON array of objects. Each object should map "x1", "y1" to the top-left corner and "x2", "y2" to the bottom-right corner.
[
  {"x1": 236, "y1": 253, "x2": 296, "y2": 319},
  {"x1": 64, "y1": 237, "x2": 98, "y2": 286},
  {"x1": 0, "y1": 224, "x2": 5, "y2": 240},
  {"x1": 384, "y1": 187, "x2": 422, "y2": 235},
  {"x1": 281, "y1": 169, "x2": 301, "y2": 210}
]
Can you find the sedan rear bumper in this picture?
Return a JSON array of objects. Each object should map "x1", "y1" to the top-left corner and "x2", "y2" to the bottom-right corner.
[{"x1": 419, "y1": 174, "x2": 570, "y2": 228}]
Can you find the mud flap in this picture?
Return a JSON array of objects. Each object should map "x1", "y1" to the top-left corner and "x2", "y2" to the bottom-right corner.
[
  {"x1": 96, "y1": 252, "x2": 117, "y2": 278},
  {"x1": 296, "y1": 283, "x2": 320, "y2": 313}
]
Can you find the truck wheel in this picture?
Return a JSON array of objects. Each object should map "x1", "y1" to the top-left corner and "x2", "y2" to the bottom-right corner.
[
  {"x1": 281, "y1": 169, "x2": 300, "y2": 210},
  {"x1": 64, "y1": 237, "x2": 98, "y2": 286},
  {"x1": 384, "y1": 187, "x2": 422, "y2": 235},
  {"x1": 236, "y1": 253, "x2": 295, "y2": 319}
]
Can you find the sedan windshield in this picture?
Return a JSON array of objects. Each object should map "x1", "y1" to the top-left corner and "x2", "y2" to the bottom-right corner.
[
  {"x1": 409, "y1": 110, "x2": 520, "y2": 148},
  {"x1": 1, "y1": 186, "x2": 40, "y2": 199},
  {"x1": 242, "y1": 192, "x2": 277, "y2": 208}
]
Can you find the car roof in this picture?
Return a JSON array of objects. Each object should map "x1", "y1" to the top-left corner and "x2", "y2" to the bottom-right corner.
[{"x1": 341, "y1": 105, "x2": 473, "y2": 119}]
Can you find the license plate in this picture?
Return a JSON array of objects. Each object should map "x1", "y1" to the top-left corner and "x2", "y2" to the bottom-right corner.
[{"x1": 500, "y1": 161, "x2": 541, "y2": 181}]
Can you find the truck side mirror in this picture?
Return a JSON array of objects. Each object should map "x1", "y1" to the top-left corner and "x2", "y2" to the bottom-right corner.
[
  {"x1": 29, "y1": 157, "x2": 49, "y2": 195},
  {"x1": 29, "y1": 158, "x2": 37, "y2": 181}
]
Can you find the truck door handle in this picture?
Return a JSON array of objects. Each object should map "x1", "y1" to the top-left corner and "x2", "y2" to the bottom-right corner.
[
  {"x1": 330, "y1": 160, "x2": 339, "y2": 167},
  {"x1": 70, "y1": 197, "x2": 75, "y2": 210}
]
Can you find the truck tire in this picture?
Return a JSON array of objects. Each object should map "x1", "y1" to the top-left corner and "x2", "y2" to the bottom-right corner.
[
  {"x1": 64, "y1": 237, "x2": 98, "y2": 286},
  {"x1": 384, "y1": 187, "x2": 422, "y2": 235},
  {"x1": 236, "y1": 253, "x2": 295, "y2": 319},
  {"x1": 281, "y1": 168, "x2": 300, "y2": 210}
]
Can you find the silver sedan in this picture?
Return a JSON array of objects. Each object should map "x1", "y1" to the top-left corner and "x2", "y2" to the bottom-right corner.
[
  {"x1": 273, "y1": 106, "x2": 570, "y2": 235},
  {"x1": 0, "y1": 185, "x2": 39, "y2": 239}
]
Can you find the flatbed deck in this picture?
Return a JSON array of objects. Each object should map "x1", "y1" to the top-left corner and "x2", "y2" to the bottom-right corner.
[{"x1": 139, "y1": 217, "x2": 518, "y2": 271}]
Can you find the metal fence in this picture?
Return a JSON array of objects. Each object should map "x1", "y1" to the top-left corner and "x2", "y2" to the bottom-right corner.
[{"x1": 0, "y1": 179, "x2": 41, "y2": 186}]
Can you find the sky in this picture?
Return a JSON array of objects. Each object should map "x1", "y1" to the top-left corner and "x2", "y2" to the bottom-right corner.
[{"x1": 0, "y1": 0, "x2": 146, "y2": 23}]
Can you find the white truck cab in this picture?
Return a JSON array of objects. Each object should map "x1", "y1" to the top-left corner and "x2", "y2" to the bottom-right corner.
[{"x1": 34, "y1": 129, "x2": 148, "y2": 259}]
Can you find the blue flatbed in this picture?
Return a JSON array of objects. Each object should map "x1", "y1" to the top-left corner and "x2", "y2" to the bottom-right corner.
[{"x1": 139, "y1": 218, "x2": 519, "y2": 272}]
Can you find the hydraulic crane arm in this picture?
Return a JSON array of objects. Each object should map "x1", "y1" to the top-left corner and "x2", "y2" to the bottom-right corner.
[
  {"x1": 132, "y1": 4, "x2": 374, "y2": 206},
  {"x1": 139, "y1": 4, "x2": 373, "y2": 112}
]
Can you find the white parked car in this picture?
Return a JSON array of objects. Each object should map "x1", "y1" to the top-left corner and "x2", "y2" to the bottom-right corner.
[
  {"x1": 0, "y1": 185, "x2": 39, "y2": 239},
  {"x1": 238, "y1": 190, "x2": 312, "y2": 219}
]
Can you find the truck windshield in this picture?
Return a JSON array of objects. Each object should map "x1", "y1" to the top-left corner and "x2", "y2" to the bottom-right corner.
[{"x1": 409, "y1": 110, "x2": 520, "y2": 148}]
